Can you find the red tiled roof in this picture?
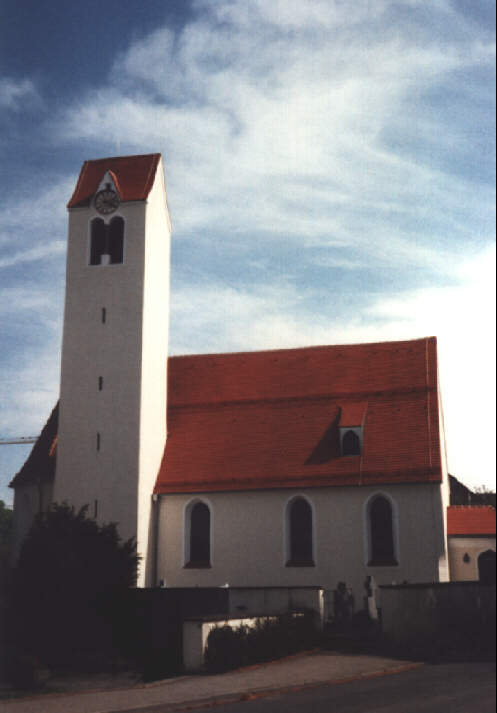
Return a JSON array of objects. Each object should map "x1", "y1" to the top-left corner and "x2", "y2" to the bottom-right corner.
[
  {"x1": 447, "y1": 506, "x2": 496, "y2": 536},
  {"x1": 339, "y1": 402, "x2": 367, "y2": 427},
  {"x1": 155, "y1": 337, "x2": 443, "y2": 494},
  {"x1": 67, "y1": 154, "x2": 161, "y2": 208}
]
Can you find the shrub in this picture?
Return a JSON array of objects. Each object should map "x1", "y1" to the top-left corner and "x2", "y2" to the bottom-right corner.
[
  {"x1": 204, "y1": 612, "x2": 318, "y2": 673},
  {"x1": 8, "y1": 503, "x2": 140, "y2": 674}
]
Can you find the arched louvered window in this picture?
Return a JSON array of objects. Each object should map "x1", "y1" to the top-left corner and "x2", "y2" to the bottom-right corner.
[
  {"x1": 185, "y1": 501, "x2": 211, "y2": 568},
  {"x1": 89, "y1": 217, "x2": 124, "y2": 265},
  {"x1": 90, "y1": 218, "x2": 106, "y2": 265},
  {"x1": 108, "y1": 216, "x2": 124, "y2": 264},
  {"x1": 368, "y1": 495, "x2": 397, "y2": 566},
  {"x1": 286, "y1": 497, "x2": 315, "y2": 567},
  {"x1": 342, "y1": 430, "x2": 361, "y2": 456}
]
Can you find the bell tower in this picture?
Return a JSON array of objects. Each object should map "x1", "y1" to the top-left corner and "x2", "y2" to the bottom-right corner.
[{"x1": 53, "y1": 154, "x2": 171, "y2": 586}]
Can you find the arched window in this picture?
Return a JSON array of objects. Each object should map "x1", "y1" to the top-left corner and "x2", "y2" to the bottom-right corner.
[
  {"x1": 367, "y1": 495, "x2": 397, "y2": 566},
  {"x1": 342, "y1": 430, "x2": 361, "y2": 456},
  {"x1": 89, "y1": 217, "x2": 124, "y2": 265},
  {"x1": 478, "y1": 550, "x2": 496, "y2": 585},
  {"x1": 108, "y1": 217, "x2": 124, "y2": 264},
  {"x1": 185, "y1": 501, "x2": 211, "y2": 568},
  {"x1": 90, "y1": 218, "x2": 106, "y2": 265},
  {"x1": 286, "y1": 497, "x2": 314, "y2": 567}
]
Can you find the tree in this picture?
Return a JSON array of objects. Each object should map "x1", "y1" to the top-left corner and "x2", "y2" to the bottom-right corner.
[
  {"x1": 0, "y1": 500, "x2": 13, "y2": 546},
  {"x1": 10, "y1": 503, "x2": 140, "y2": 667},
  {"x1": 0, "y1": 500, "x2": 13, "y2": 587},
  {"x1": 471, "y1": 485, "x2": 496, "y2": 508}
]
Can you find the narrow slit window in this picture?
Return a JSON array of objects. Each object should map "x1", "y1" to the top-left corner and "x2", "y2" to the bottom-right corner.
[
  {"x1": 101, "y1": 307, "x2": 106, "y2": 323},
  {"x1": 96, "y1": 433, "x2": 101, "y2": 451},
  {"x1": 98, "y1": 376, "x2": 103, "y2": 391}
]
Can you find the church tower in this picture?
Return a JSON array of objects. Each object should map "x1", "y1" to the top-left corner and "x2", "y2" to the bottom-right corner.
[{"x1": 53, "y1": 154, "x2": 171, "y2": 586}]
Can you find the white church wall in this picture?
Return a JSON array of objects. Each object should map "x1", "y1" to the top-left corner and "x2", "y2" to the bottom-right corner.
[
  {"x1": 436, "y1": 370, "x2": 451, "y2": 582},
  {"x1": 137, "y1": 158, "x2": 171, "y2": 586},
  {"x1": 11, "y1": 482, "x2": 53, "y2": 561},
  {"x1": 448, "y1": 537, "x2": 496, "y2": 581},
  {"x1": 157, "y1": 482, "x2": 447, "y2": 605},
  {"x1": 54, "y1": 202, "x2": 145, "y2": 546}
]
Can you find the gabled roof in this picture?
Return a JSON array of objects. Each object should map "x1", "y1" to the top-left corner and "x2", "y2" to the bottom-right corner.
[
  {"x1": 155, "y1": 337, "x2": 443, "y2": 494},
  {"x1": 67, "y1": 153, "x2": 161, "y2": 208},
  {"x1": 9, "y1": 404, "x2": 58, "y2": 488},
  {"x1": 447, "y1": 506, "x2": 496, "y2": 536},
  {"x1": 11, "y1": 338, "x2": 444, "y2": 496}
]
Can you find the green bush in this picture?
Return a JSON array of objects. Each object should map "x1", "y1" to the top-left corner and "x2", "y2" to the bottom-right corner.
[
  {"x1": 204, "y1": 612, "x2": 318, "y2": 673},
  {"x1": 8, "y1": 503, "x2": 140, "y2": 673}
]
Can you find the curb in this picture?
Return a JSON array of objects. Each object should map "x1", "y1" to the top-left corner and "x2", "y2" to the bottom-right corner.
[{"x1": 122, "y1": 662, "x2": 425, "y2": 713}]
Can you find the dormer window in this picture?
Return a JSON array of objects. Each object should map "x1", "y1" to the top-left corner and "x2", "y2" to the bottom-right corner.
[
  {"x1": 339, "y1": 427, "x2": 362, "y2": 456},
  {"x1": 338, "y1": 403, "x2": 366, "y2": 457},
  {"x1": 342, "y1": 429, "x2": 361, "y2": 456}
]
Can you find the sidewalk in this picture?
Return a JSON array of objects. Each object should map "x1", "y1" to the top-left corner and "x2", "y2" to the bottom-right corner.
[{"x1": 0, "y1": 650, "x2": 422, "y2": 713}]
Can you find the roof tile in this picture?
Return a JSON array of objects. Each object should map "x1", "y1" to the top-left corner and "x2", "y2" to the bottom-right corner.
[
  {"x1": 156, "y1": 337, "x2": 442, "y2": 494},
  {"x1": 447, "y1": 506, "x2": 496, "y2": 536}
]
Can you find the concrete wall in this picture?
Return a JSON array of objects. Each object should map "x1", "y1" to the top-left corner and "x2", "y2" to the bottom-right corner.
[
  {"x1": 157, "y1": 482, "x2": 447, "y2": 605},
  {"x1": 183, "y1": 616, "x2": 273, "y2": 672},
  {"x1": 381, "y1": 581, "x2": 496, "y2": 650},
  {"x1": 183, "y1": 587, "x2": 324, "y2": 673},
  {"x1": 226, "y1": 587, "x2": 324, "y2": 626},
  {"x1": 448, "y1": 536, "x2": 496, "y2": 582}
]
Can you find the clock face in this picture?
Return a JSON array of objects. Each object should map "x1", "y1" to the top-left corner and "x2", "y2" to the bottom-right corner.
[{"x1": 95, "y1": 188, "x2": 120, "y2": 215}]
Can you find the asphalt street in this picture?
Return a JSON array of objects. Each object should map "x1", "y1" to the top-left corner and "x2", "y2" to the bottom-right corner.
[{"x1": 205, "y1": 661, "x2": 496, "y2": 713}]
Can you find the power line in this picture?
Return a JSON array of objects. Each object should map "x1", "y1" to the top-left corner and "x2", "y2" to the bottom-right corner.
[{"x1": 0, "y1": 436, "x2": 38, "y2": 445}]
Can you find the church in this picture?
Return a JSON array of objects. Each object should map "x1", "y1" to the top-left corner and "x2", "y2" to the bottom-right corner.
[{"x1": 10, "y1": 153, "x2": 451, "y2": 603}]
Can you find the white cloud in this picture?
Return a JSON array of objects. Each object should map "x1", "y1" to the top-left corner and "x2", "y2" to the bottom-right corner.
[
  {"x1": 49, "y1": 0, "x2": 493, "y2": 267},
  {"x1": 0, "y1": 76, "x2": 39, "y2": 111},
  {"x1": 0, "y1": 241, "x2": 65, "y2": 269}
]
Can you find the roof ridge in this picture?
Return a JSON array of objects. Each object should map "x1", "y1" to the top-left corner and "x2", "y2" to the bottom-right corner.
[
  {"x1": 168, "y1": 336, "x2": 437, "y2": 362},
  {"x1": 448, "y1": 505, "x2": 496, "y2": 510}
]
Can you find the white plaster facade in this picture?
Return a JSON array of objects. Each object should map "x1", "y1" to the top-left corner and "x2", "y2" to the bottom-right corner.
[
  {"x1": 448, "y1": 537, "x2": 496, "y2": 582},
  {"x1": 157, "y1": 483, "x2": 448, "y2": 605},
  {"x1": 53, "y1": 157, "x2": 171, "y2": 586},
  {"x1": 11, "y1": 482, "x2": 54, "y2": 559}
]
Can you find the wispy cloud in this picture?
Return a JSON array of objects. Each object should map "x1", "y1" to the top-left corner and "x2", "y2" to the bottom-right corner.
[
  {"x1": 49, "y1": 0, "x2": 494, "y2": 266},
  {"x1": 0, "y1": 241, "x2": 65, "y2": 270},
  {"x1": 0, "y1": 76, "x2": 40, "y2": 111}
]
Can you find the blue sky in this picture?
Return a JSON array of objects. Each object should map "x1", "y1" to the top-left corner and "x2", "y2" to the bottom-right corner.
[{"x1": 0, "y1": 0, "x2": 495, "y2": 506}]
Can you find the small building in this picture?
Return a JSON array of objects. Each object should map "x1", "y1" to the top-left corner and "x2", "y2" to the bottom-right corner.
[{"x1": 447, "y1": 506, "x2": 496, "y2": 583}]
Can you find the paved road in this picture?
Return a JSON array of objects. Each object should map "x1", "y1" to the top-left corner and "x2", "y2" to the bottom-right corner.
[{"x1": 206, "y1": 662, "x2": 496, "y2": 713}]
